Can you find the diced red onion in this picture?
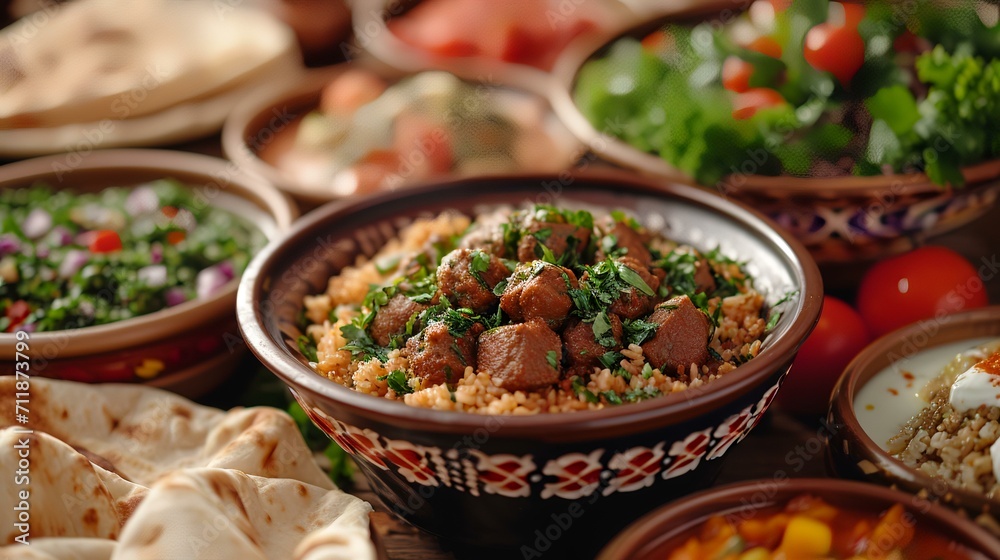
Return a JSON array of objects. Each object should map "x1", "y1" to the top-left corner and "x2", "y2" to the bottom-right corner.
[
  {"x1": 150, "y1": 242, "x2": 164, "y2": 264},
  {"x1": 19, "y1": 323, "x2": 36, "y2": 333},
  {"x1": 217, "y1": 260, "x2": 235, "y2": 281},
  {"x1": 165, "y1": 287, "x2": 188, "y2": 307},
  {"x1": 173, "y1": 209, "x2": 197, "y2": 231},
  {"x1": 50, "y1": 226, "x2": 73, "y2": 247},
  {"x1": 126, "y1": 186, "x2": 159, "y2": 215},
  {"x1": 22, "y1": 208, "x2": 52, "y2": 239},
  {"x1": 0, "y1": 234, "x2": 20, "y2": 256},
  {"x1": 59, "y1": 249, "x2": 89, "y2": 278},
  {"x1": 137, "y1": 265, "x2": 167, "y2": 288},
  {"x1": 196, "y1": 265, "x2": 230, "y2": 299}
]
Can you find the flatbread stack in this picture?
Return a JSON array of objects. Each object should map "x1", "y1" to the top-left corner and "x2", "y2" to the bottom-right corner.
[
  {"x1": 0, "y1": 377, "x2": 375, "y2": 560},
  {"x1": 0, "y1": 0, "x2": 302, "y2": 154}
]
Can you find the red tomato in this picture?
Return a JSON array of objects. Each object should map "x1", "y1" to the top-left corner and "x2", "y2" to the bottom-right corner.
[
  {"x1": 89, "y1": 230, "x2": 123, "y2": 253},
  {"x1": 161, "y1": 205, "x2": 178, "y2": 218},
  {"x1": 748, "y1": 36, "x2": 782, "y2": 59},
  {"x1": 804, "y1": 23, "x2": 865, "y2": 85},
  {"x1": 777, "y1": 296, "x2": 870, "y2": 416},
  {"x1": 732, "y1": 88, "x2": 785, "y2": 120},
  {"x1": 857, "y1": 246, "x2": 989, "y2": 337},
  {"x1": 768, "y1": 0, "x2": 793, "y2": 11},
  {"x1": 166, "y1": 230, "x2": 186, "y2": 245},
  {"x1": 832, "y1": 1, "x2": 866, "y2": 26},
  {"x1": 722, "y1": 56, "x2": 754, "y2": 93},
  {"x1": 5, "y1": 300, "x2": 31, "y2": 332}
]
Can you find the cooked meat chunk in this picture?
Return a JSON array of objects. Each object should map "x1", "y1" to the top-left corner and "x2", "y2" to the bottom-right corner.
[
  {"x1": 404, "y1": 321, "x2": 483, "y2": 386},
  {"x1": 692, "y1": 257, "x2": 716, "y2": 294},
  {"x1": 641, "y1": 295, "x2": 710, "y2": 375},
  {"x1": 369, "y1": 294, "x2": 428, "y2": 347},
  {"x1": 562, "y1": 314, "x2": 623, "y2": 376},
  {"x1": 598, "y1": 220, "x2": 652, "y2": 267},
  {"x1": 608, "y1": 256, "x2": 661, "y2": 320},
  {"x1": 436, "y1": 248, "x2": 510, "y2": 313},
  {"x1": 500, "y1": 261, "x2": 578, "y2": 329},
  {"x1": 478, "y1": 320, "x2": 562, "y2": 391},
  {"x1": 516, "y1": 221, "x2": 591, "y2": 263}
]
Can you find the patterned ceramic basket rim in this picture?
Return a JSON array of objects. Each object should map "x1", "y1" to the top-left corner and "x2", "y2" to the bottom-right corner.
[{"x1": 237, "y1": 170, "x2": 823, "y2": 439}]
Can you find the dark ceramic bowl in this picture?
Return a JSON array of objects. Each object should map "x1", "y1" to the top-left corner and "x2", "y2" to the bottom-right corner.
[
  {"x1": 549, "y1": 6, "x2": 1000, "y2": 264},
  {"x1": 828, "y1": 306, "x2": 1000, "y2": 534},
  {"x1": 597, "y1": 478, "x2": 1000, "y2": 559},
  {"x1": 0, "y1": 149, "x2": 297, "y2": 398},
  {"x1": 237, "y1": 171, "x2": 822, "y2": 552}
]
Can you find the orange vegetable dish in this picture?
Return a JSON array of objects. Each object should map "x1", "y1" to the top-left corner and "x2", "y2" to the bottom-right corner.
[{"x1": 668, "y1": 495, "x2": 973, "y2": 560}]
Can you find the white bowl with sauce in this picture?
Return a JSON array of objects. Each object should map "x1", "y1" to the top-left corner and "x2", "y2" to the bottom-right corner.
[{"x1": 828, "y1": 307, "x2": 1000, "y2": 534}]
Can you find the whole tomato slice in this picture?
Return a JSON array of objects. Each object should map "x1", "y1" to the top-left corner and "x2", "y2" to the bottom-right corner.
[
  {"x1": 857, "y1": 246, "x2": 989, "y2": 337},
  {"x1": 777, "y1": 296, "x2": 870, "y2": 416}
]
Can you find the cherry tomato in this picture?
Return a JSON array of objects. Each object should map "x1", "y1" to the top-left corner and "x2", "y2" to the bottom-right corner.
[
  {"x1": 768, "y1": 0, "x2": 792, "y2": 11},
  {"x1": 777, "y1": 296, "x2": 870, "y2": 416},
  {"x1": 832, "y1": 1, "x2": 866, "y2": 26},
  {"x1": 89, "y1": 230, "x2": 123, "y2": 253},
  {"x1": 804, "y1": 23, "x2": 865, "y2": 85},
  {"x1": 857, "y1": 246, "x2": 989, "y2": 337},
  {"x1": 166, "y1": 230, "x2": 186, "y2": 245},
  {"x1": 5, "y1": 300, "x2": 31, "y2": 332},
  {"x1": 161, "y1": 205, "x2": 178, "y2": 218},
  {"x1": 732, "y1": 88, "x2": 786, "y2": 120},
  {"x1": 722, "y1": 56, "x2": 754, "y2": 93},
  {"x1": 748, "y1": 36, "x2": 782, "y2": 59}
]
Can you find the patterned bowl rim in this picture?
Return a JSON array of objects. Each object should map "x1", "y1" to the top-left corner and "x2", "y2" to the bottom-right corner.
[
  {"x1": 547, "y1": 4, "x2": 1000, "y2": 198},
  {"x1": 829, "y1": 305, "x2": 1000, "y2": 514},
  {"x1": 596, "y1": 478, "x2": 1000, "y2": 559},
  {"x1": 237, "y1": 169, "x2": 823, "y2": 439},
  {"x1": 0, "y1": 149, "x2": 298, "y2": 359}
]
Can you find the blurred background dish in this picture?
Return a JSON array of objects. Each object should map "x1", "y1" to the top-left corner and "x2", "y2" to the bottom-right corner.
[
  {"x1": 596, "y1": 478, "x2": 1000, "y2": 560},
  {"x1": 0, "y1": 149, "x2": 296, "y2": 398},
  {"x1": 224, "y1": 66, "x2": 584, "y2": 204},
  {"x1": 828, "y1": 306, "x2": 1000, "y2": 533},
  {"x1": 350, "y1": 0, "x2": 637, "y2": 93},
  {"x1": 237, "y1": 172, "x2": 822, "y2": 553},
  {"x1": 550, "y1": 0, "x2": 1000, "y2": 264},
  {"x1": 0, "y1": 0, "x2": 303, "y2": 156}
]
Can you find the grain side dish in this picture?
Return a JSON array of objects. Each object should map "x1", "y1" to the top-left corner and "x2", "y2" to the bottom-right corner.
[
  {"x1": 0, "y1": 181, "x2": 265, "y2": 332},
  {"x1": 670, "y1": 495, "x2": 975, "y2": 559},
  {"x1": 300, "y1": 205, "x2": 785, "y2": 414},
  {"x1": 889, "y1": 341, "x2": 1000, "y2": 498}
]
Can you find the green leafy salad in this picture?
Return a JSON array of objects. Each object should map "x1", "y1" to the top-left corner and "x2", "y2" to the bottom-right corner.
[
  {"x1": 574, "y1": 0, "x2": 1000, "y2": 187},
  {"x1": 0, "y1": 180, "x2": 266, "y2": 332}
]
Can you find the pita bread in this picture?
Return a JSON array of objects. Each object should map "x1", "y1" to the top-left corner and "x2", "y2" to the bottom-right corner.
[
  {"x1": 0, "y1": 376, "x2": 331, "y2": 488},
  {"x1": 0, "y1": 0, "x2": 299, "y2": 128},
  {"x1": 0, "y1": 378, "x2": 375, "y2": 559}
]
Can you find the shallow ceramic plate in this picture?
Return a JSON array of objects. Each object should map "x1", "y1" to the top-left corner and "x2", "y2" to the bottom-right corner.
[
  {"x1": 223, "y1": 67, "x2": 584, "y2": 204},
  {"x1": 0, "y1": 56, "x2": 303, "y2": 158}
]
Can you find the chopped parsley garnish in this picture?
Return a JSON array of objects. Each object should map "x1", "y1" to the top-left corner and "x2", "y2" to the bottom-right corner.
[
  {"x1": 468, "y1": 249, "x2": 492, "y2": 289},
  {"x1": 440, "y1": 307, "x2": 479, "y2": 337},
  {"x1": 602, "y1": 391, "x2": 623, "y2": 405},
  {"x1": 599, "y1": 351, "x2": 624, "y2": 369},
  {"x1": 297, "y1": 334, "x2": 318, "y2": 362},
  {"x1": 492, "y1": 279, "x2": 509, "y2": 296},
  {"x1": 592, "y1": 311, "x2": 617, "y2": 347},
  {"x1": 546, "y1": 350, "x2": 559, "y2": 369},
  {"x1": 570, "y1": 375, "x2": 599, "y2": 403},
  {"x1": 378, "y1": 369, "x2": 413, "y2": 395},
  {"x1": 641, "y1": 362, "x2": 654, "y2": 379},
  {"x1": 623, "y1": 386, "x2": 662, "y2": 402},
  {"x1": 764, "y1": 289, "x2": 798, "y2": 332},
  {"x1": 570, "y1": 257, "x2": 655, "y2": 320},
  {"x1": 340, "y1": 323, "x2": 387, "y2": 362},
  {"x1": 615, "y1": 261, "x2": 655, "y2": 296},
  {"x1": 610, "y1": 210, "x2": 642, "y2": 230},
  {"x1": 623, "y1": 317, "x2": 658, "y2": 346}
]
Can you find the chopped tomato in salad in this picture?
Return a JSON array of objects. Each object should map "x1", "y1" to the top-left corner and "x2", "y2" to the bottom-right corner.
[{"x1": 0, "y1": 180, "x2": 265, "y2": 332}]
